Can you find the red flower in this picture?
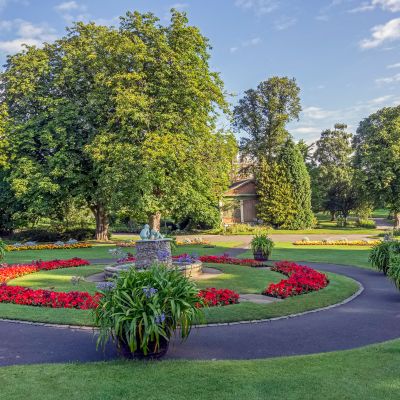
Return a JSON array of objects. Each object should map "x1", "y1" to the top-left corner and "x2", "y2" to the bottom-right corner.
[
  {"x1": 0, "y1": 258, "x2": 90, "y2": 283},
  {"x1": 197, "y1": 288, "x2": 240, "y2": 307},
  {"x1": 262, "y1": 261, "x2": 329, "y2": 299}
]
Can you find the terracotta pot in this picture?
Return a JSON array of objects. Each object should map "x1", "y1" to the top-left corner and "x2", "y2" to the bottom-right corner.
[
  {"x1": 117, "y1": 336, "x2": 169, "y2": 360},
  {"x1": 253, "y1": 250, "x2": 270, "y2": 262}
]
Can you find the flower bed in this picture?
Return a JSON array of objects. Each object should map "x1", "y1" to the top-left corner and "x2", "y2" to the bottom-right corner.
[
  {"x1": 197, "y1": 288, "x2": 240, "y2": 307},
  {"x1": 293, "y1": 239, "x2": 381, "y2": 246},
  {"x1": 0, "y1": 258, "x2": 90, "y2": 283},
  {"x1": 0, "y1": 285, "x2": 100, "y2": 309},
  {"x1": 198, "y1": 254, "x2": 264, "y2": 267},
  {"x1": 263, "y1": 261, "x2": 329, "y2": 299},
  {"x1": 5, "y1": 242, "x2": 92, "y2": 252},
  {"x1": 176, "y1": 237, "x2": 210, "y2": 246}
]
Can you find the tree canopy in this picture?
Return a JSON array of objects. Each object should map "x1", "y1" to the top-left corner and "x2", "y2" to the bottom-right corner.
[
  {"x1": 353, "y1": 106, "x2": 400, "y2": 228},
  {"x1": 233, "y1": 76, "x2": 301, "y2": 163},
  {"x1": 0, "y1": 10, "x2": 236, "y2": 238}
]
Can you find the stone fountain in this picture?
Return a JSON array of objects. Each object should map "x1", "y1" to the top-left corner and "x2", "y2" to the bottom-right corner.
[{"x1": 104, "y1": 224, "x2": 202, "y2": 279}]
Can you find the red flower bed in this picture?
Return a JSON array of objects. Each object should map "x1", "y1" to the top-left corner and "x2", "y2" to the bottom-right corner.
[
  {"x1": 197, "y1": 288, "x2": 240, "y2": 307},
  {"x1": 0, "y1": 258, "x2": 90, "y2": 283},
  {"x1": 198, "y1": 254, "x2": 263, "y2": 267},
  {"x1": 263, "y1": 261, "x2": 329, "y2": 299},
  {"x1": 0, "y1": 285, "x2": 100, "y2": 310}
]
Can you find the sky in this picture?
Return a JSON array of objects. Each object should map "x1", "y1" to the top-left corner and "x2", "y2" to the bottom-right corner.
[{"x1": 0, "y1": 0, "x2": 399, "y2": 142}]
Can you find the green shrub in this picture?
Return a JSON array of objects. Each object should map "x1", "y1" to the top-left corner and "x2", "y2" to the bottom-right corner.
[
  {"x1": 251, "y1": 233, "x2": 274, "y2": 256},
  {"x1": 369, "y1": 241, "x2": 400, "y2": 274},
  {"x1": 94, "y1": 264, "x2": 204, "y2": 356},
  {"x1": 0, "y1": 239, "x2": 5, "y2": 261},
  {"x1": 387, "y1": 255, "x2": 400, "y2": 289},
  {"x1": 356, "y1": 219, "x2": 376, "y2": 229}
]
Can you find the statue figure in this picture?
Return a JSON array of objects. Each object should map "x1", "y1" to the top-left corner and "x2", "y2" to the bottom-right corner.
[
  {"x1": 139, "y1": 224, "x2": 151, "y2": 240},
  {"x1": 150, "y1": 229, "x2": 164, "y2": 239},
  {"x1": 139, "y1": 224, "x2": 164, "y2": 240}
]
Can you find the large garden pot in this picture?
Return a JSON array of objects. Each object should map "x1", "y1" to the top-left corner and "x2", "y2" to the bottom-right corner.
[
  {"x1": 253, "y1": 250, "x2": 270, "y2": 262},
  {"x1": 117, "y1": 336, "x2": 170, "y2": 360}
]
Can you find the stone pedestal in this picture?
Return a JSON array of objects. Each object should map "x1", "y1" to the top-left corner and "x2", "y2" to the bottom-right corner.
[{"x1": 135, "y1": 239, "x2": 172, "y2": 269}]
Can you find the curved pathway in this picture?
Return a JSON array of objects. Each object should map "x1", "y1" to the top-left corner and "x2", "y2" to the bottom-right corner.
[{"x1": 1, "y1": 262, "x2": 400, "y2": 366}]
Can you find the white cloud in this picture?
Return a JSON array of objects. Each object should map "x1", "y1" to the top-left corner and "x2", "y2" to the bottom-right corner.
[
  {"x1": 55, "y1": 1, "x2": 87, "y2": 22},
  {"x1": 291, "y1": 127, "x2": 322, "y2": 134},
  {"x1": 0, "y1": 19, "x2": 57, "y2": 54},
  {"x1": 230, "y1": 37, "x2": 261, "y2": 54},
  {"x1": 303, "y1": 106, "x2": 336, "y2": 120},
  {"x1": 235, "y1": 0, "x2": 278, "y2": 15},
  {"x1": 387, "y1": 62, "x2": 400, "y2": 68},
  {"x1": 170, "y1": 3, "x2": 188, "y2": 10},
  {"x1": 55, "y1": 1, "x2": 82, "y2": 12},
  {"x1": 274, "y1": 16, "x2": 297, "y2": 31},
  {"x1": 350, "y1": 0, "x2": 400, "y2": 12},
  {"x1": 360, "y1": 18, "x2": 400, "y2": 49},
  {"x1": 375, "y1": 72, "x2": 400, "y2": 84}
]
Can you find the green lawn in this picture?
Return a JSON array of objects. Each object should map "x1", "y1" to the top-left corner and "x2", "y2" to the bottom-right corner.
[
  {"x1": 241, "y1": 242, "x2": 372, "y2": 269},
  {"x1": 2, "y1": 339, "x2": 400, "y2": 400},
  {"x1": 2, "y1": 243, "x2": 239, "y2": 264}
]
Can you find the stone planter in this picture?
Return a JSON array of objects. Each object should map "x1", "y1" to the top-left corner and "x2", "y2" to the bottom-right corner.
[
  {"x1": 253, "y1": 250, "x2": 270, "y2": 262},
  {"x1": 135, "y1": 239, "x2": 172, "y2": 269},
  {"x1": 117, "y1": 336, "x2": 169, "y2": 360}
]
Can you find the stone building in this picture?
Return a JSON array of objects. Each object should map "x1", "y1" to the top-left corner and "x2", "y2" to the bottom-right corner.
[{"x1": 221, "y1": 178, "x2": 259, "y2": 224}]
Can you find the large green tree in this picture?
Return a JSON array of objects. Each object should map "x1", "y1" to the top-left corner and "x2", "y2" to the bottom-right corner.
[
  {"x1": 233, "y1": 76, "x2": 301, "y2": 162},
  {"x1": 353, "y1": 106, "x2": 400, "y2": 228},
  {"x1": 1, "y1": 10, "x2": 234, "y2": 239},
  {"x1": 312, "y1": 123, "x2": 356, "y2": 221}
]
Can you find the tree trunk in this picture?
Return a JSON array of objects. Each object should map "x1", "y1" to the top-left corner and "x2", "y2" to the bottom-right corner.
[
  {"x1": 91, "y1": 204, "x2": 109, "y2": 241},
  {"x1": 330, "y1": 211, "x2": 336, "y2": 221},
  {"x1": 395, "y1": 212, "x2": 400, "y2": 229},
  {"x1": 149, "y1": 212, "x2": 161, "y2": 231}
]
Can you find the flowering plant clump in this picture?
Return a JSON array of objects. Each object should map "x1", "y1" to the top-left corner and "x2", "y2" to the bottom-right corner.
[
  {"x1": 293, "y1": 239, "x2": 381, "y2": 246},
  {"x1": 173, "y1": 253, "x2": 199, "y2": 263},
  {"x1": 263, "y1": 261, "x2": 329, "y2": 299},
  {"x1": 197, "y1": 288, "x2": 240, "y2": 307},
  {"x1": 176, "y1": 237, "x2": 210, "y2": 246},
  {"x1": 198, "y1": 254, "x2": 264, "y2": 267},
  {"x1": 5, "y1": 242, "x2": 92, "y2": 252},
  {"x1": 0, "y1": 258, "x2": 90, "y2": 283},
  {"x1": 0, "y1": 285, "x2": 100, "y2": 309}
]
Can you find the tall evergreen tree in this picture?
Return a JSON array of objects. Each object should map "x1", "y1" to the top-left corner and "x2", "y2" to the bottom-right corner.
[{"x1": 257, "y1": 139, "x2": 313, "y2": 229}]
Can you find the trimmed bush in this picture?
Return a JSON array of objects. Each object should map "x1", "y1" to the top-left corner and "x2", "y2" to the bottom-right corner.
[
  {"x1": 356, "y1": 219, "x2": 376, "y2": 229},
  {"x1": 369, "y1": 241, "x2": 400, "y2": 275}
]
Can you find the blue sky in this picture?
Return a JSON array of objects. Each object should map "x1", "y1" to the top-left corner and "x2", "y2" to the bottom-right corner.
[{"x1": 0, "y1": 0, "x2": 399, "y2": 142}]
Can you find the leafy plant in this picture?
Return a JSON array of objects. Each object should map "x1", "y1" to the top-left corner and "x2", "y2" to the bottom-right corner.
[
  {"x1": 387, "y1": 255, "x2": 400, "y2": 289},
  {"x1": 251, "y1": 233, "x2": 274, "y2": 256},
  {"x1": 0, "y1": 238, "x2": 5, "y2": 261},
  {"x1": 356, "y1": 219, "x2": 376, "y2": 229},
  {"x1": 369, "y1": 241, "x2": 400, "y2": 274},
  {"x1": 94, "y1": 264, "x2": 204, "y2": 356}
]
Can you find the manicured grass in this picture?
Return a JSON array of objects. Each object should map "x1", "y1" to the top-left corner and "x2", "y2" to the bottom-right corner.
[
  {"x1": 2, "y1": 338, "x2": 400, "y2": 400},
  {"x1": 241, "y1": 242, "x2": 372, "y2": 269},
  {"x1": 2, "y1": 260, "x2": 359, "y2": 326},
  {"x1": 2, "y1": 245, "x2": 117, "y2": 264},
  {"x1": 196, "y1": 264, "x2": 282, "y2": 294},
  {"x1": 9, "y1": 264, "x2": 105, "y2": 294},
  {"x1": 2, "y1": 243, "x2": 237, "y2": 264}
]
